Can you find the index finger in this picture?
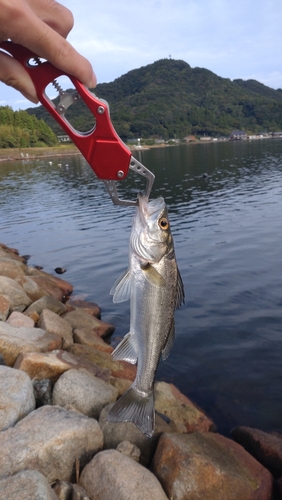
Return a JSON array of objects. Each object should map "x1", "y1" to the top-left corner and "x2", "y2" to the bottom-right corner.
[{"x1": 10, "y1": 4, "x2": 96, "y2": 88}]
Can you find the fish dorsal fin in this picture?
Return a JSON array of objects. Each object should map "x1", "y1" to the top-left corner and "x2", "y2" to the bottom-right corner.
[
  {"x1": 110, "y1": 269, "x2": 132, "y2": 303},
  {"x1": 112, "y1": 332, "x2": 137, "y2": 364},
  {"x1": 175, "y1": 267, "x2": 185, "y2": 309},
  {"x1": 162, "y1": 319, "x2": 175, "y2": 360},
  {"x1": 141, "y1": 263, "x2": 166, "y2": 288}
]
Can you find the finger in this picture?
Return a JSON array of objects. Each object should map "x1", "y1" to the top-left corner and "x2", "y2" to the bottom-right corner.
[
  {"x1": 0, "y1": 51, "x2": 38, "y2": 103},
  {"x1": 11, "y1": 7, "x2": 97, "y2": 88},
  {"x1": 24, "y1": 0, "x2": 74, "y2": 38}
]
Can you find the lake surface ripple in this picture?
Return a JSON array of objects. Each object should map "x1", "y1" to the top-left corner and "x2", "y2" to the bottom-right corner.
[{"x1": 1, "y1": 139, "x2": 282, "y2": 434}]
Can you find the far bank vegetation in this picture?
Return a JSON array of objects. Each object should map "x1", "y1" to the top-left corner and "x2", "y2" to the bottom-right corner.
[{"x1": 0, "y1": 106, "x2": 57, "y2": 148}]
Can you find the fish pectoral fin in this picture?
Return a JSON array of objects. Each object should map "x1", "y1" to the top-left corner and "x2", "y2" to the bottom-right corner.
[
  {"x1": 142, "y1": 264, "x2": 166, "y2": 288},
  {"x1": 110, "y1": 269, "x2": 132, "y2": 303},
  {"x1": 112, "y1": 332, "x2": 137, "y2": 364},
  {"x1": 162, "y1": 319, "x2": 175, "y2": 360},
  {"x1": 175, "y1": 266, "x2": 185, "y2": 309},
  {"x1": 107, "y1": 387, "x2": 155, "y2": 438}
]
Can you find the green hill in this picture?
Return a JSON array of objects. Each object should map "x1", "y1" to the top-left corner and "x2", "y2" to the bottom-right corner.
[
  {"x1": 26, "y1": 58, "x2": 282, "y2": 140},
  {"x1": 0, "y1": 106, "x2": 57, "y2": 148}
]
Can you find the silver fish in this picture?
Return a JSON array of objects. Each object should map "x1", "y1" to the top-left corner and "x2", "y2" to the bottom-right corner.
[{"x1": 107, "y1": 193, "x2": 184, "y2": 437}]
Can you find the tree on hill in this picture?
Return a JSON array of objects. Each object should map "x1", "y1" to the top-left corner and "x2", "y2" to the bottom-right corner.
[
  {"x1": 0, "y1": 106, "x2": 57, "y2": 148},
  {"x1": 26, "y1": 58, "x2": 282, "y2": 140}
]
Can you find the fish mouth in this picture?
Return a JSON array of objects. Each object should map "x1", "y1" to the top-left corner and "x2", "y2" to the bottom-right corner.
[{"x1": 137, "y1": 193, "x2": 166, "y2": 221}]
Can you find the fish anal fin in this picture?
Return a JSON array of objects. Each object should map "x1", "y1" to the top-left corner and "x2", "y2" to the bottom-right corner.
[
  {"x1": 107, "y1": 387, "x2": 155, "y2": 438},
  {"x1": 112, "y1": 332, "x2": 137, "y2": 364},
  {"x1": 162, "y1": 318, "x2": 175, "y2": 361},
  {"x1": 110, "y1": 269, "x2": 132, "y2": 303},
  {"x1": 142, "y1": 264, "x2": 166, "y2": 288}
]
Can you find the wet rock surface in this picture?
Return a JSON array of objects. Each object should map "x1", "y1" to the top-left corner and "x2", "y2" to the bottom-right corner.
[
  {"x1": 0, "y1": 243, "x2": 278, "y2": 499},
  {"x1": 231, "y1": 426, "x2": 282, "y2": 479}
]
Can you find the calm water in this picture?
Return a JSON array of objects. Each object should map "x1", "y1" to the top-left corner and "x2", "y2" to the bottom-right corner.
[{"x1": 1, "y1": 139, "x2": 282, "y2": 435}]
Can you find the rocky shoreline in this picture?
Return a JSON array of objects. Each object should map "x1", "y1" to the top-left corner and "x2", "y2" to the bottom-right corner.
[{"x1": 0, "y1": 242, "x2": 281, "y2": 499}]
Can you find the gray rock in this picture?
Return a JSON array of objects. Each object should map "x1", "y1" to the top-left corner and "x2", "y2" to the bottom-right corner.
[
  {"x1": 0, "y1": 470, "x2": 58, "y2": 500},
  {"x1": 0, "y1": 258, "x2": 26, "y2": 279},
  {"x1": 0, "y1": 405, "x2": 103, "y2": 482},
  {"x1": 39, "y1": 308, "x2": 73, "y2": 348},
  {"x1": 52, "y1": 368, "x2": 118, "y2": 419},
  {"x1": 25, "y1": 295, "x2": 67, "y2": 316},
  {"x1": 63, "y1": 309, "x2": 115, "y2": 337},
  {"x1": 14, "y1": 349, "x2": 110, "y2": 383},
  {"x1": 0, "y1": 276, "x2": 32, "y2": 312},
  {"x1": 116, "y1": 441, "x2": 141, "y2": 462},
  {"x1": 15, "y1": 275, "x2": 46, "y2": 302},
  {"x1": 99, "y1": 403, "x2": 172, "y2": 466},
  {"x1": 6, "y1": 311, "x2": 35, "y2": 328},
  {"x1": 79, "y1": 449, "x2": 168, "y2": 500},
  {"x1": 0, "y1": 365, "x2": 35, "y2": 431},
  {"x1": 0, "y1": 322, "x2": 62, "y2": 366}
]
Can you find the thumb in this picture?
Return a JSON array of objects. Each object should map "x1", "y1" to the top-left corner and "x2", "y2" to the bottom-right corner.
[{"x1": 0, "y1": 50, "x2": 38, "y2": 104}]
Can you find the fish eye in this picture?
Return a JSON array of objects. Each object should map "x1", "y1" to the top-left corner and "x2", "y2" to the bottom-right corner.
[{"x1": 158, "y1": 217, "x2": 169, "y2": 231}]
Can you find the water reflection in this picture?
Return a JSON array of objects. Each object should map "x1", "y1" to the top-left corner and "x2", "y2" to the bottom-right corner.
[{"x1": 1, "y1": 138, "x2": 282, "y2": 434}]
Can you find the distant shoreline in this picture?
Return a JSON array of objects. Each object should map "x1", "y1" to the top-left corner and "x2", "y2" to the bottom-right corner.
[{"x1": 1, "y1": 136, "x2": 280, "y2": 163}]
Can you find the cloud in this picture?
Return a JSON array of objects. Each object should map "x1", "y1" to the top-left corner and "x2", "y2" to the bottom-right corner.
[{"x1": 1, "y1": 0, "x2": 282, "y2": 108}]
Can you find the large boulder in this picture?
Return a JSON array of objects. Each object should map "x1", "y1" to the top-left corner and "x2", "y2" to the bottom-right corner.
[
  {"x1": 6, "y1": 311, "x2": 35, "y2": 328},
  {"x1": 0, "y1": 405, "x2": 103, "y2": 482},
  {"x1": 0, "y1": 276, "x2": 32, "y2": 312},
  {"x1": 0, "y1": 470, "x2": 58, "y2": 500},
  {"x1": 25, "y1": 295, "x2": 67, "y2": 316},
  {"x1": 15, "y1": 275, "x2": 47, "y2": 302},
  {"x1": 73, "y1": 327, "x2": 113, "y2": 353},
  {"x1": 154, "y1": 381, "x2": 214, "y2": 432},
  {"x1": 79, "y1": 449, "x2": 168, "y2": 500},
  {"x1": 0, "y1": 322, "x2": 62, "y2": 366},
  {"x1": 67, "y1": 343, "x2": 136, "y2": 381},
  {"x1": 152, "y1": 432, "x2": 273, "y2": 500},
  {"x1": 52, "y1": 368, "x2": 118, "y2": 418},
  {"x1": 39, "y1": 308, "x2": 73, "y2": 348},
  {"x1": 14, "y1": 349, "x2": 111, "y2": 383},
  {"x1": 63, "y1": 309, "x2": 115, "y2": 338},
  {"x1": 26, "y1": 266, "x2": 73, "y2": 301},
  {"x1": 0, "y1": 258, "x2": 26, "y2": 279},
  {"x1": 0, "y1": 366, "x2": 35, "y2": 431},
  {"x1": 66, "y1": 298, "x2": 101, "y2": 318}
]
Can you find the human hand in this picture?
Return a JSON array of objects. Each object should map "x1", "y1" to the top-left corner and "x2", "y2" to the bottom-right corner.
[{"x1": 0, "y1": 0, "x2": 96, "y2": 103}]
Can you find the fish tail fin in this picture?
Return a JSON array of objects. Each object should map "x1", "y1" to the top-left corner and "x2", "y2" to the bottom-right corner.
[{"x1": 107, "y1": 387, "x2": 155, "y2": 438}]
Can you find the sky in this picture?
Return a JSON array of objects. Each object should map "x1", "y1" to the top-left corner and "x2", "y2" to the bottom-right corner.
[{"x1": 1, "y1": 0, "x2": 282, "y2": 110}]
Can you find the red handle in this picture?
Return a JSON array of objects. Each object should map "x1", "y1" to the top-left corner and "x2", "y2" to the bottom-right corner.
[{"x1": 0, "y1": 41, "x2": 131, "y2": 180}]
